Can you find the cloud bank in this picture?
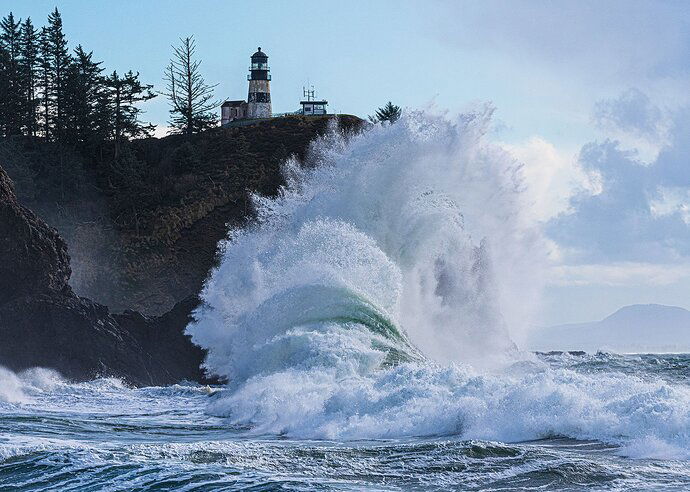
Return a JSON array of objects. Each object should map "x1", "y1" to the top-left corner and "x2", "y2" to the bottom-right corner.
[{"x1": 548, "y1": 93, "x2": 690, "y2": 266}]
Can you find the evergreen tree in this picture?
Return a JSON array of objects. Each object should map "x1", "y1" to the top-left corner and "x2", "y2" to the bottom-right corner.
[
  {"x1": 91, "y1": 78, "x2": 113, "y2": 147},
  {"x1": 18, "y1": 18, "x2": 40, "y2": 137},
  {"x1": 368, "y1": 101, "x2": 402, "y2": 125},
  {"x1": 38, "y1": 26, "x2": 52, "y2": 139},
  {"x1": 103, "y1": 70, "x2": 156, "y2": 157},
  {"x1": 64, "y1": 46, "x2": 104, "y2": 145},
  {"x1": 163, "y1": 36, "x2": 218, "y2": 135},
  {"x1": 45, "y1": 8, "x2": 70, "y2": 141},
  {"x1": 1, "y1": 12, "x2": 23, "y2": 136},
  {"x1": 1, "y1": 6, "x2": 156, "y2": 153},
  {"x1": 0, "y1": 41, "x2": 9, "y2": 137}
]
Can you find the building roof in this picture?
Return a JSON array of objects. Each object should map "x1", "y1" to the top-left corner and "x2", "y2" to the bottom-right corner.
[
  {"x1": 251, "y1": 47, "x2": 268, "y2": 59},
  {"x1": 222, "y1": 100, "x2": 247, "y2": 107},
  {"x1": 300, "y1": 100, "x2": 328, "y2": 105}
]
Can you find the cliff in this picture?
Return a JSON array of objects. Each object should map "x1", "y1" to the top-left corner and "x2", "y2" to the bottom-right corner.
[
  {"x1": 0, "y1": 164, "x2": 211, "y2": 385},
  {"x1": 1, "y1": 114, "x2": 363, "y2": 315},
  {"x1": 0, "y1": 168, "x2": 212, "y2": 385},
  {"x1": 0, "y1": 162, "x2": 71, "y2": 303},
  {"x1": 0, "y1": 114, "x2": 364, "y2": 384}
]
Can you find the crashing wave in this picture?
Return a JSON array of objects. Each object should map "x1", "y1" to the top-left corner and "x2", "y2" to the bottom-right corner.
[{"x1": 186, "y1": 109, "x2": 690, "y2": 458}]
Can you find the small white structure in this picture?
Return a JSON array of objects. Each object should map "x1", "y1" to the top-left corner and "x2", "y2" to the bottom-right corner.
[
  {"x1": 221, "y1": 100, "x2": 248, "y2": 126},
  {"x1": 299, "y1": 99, "x2": 328, "y2": 115},
  {"x1": 299, "y1": 86, "x2": 327, "y2": 116}
]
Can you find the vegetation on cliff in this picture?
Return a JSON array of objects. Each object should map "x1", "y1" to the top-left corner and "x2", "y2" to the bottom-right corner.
[{"x1": 2, "y1": 114, "x2": 364, "y2": 314}]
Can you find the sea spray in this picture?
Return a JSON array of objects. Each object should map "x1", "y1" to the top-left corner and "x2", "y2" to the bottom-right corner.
[
  {"x1": 187, "y1": 110, "x2": 690, "y2": 455},
  {"x1": 187, "y1": 108, "x2": 547, "y2": 428},
  {"x1": 0, "y1": 366, "x2": 27, "y2": 404},
  {"x1": 0, "y1": 367, "x2": 65, "y2": 405},
  {"x1": 189, "y1": 108, "x2": 542, "y2": 373}
]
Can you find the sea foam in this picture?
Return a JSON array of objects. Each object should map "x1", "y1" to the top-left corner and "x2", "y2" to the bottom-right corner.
[{"x1": 188, "y1": 110, "x2": 690, "y2": 458}]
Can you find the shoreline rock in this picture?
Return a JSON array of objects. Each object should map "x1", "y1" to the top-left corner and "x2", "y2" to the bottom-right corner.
[{"x1": 0, "y1": 165, "x2": 212, "y2": 386}]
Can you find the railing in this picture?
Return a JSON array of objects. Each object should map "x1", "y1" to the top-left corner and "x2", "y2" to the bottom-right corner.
[{"x1": 248, "y1": 74, "x2": 271, "y2": 80}]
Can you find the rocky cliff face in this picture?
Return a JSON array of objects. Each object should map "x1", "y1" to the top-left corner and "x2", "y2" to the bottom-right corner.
[
  {"x1": 1, "y1": 115, "x2": 364, "y2": 315},
  {"x1": 103, "y1": 115, "x2": 364, "y2": 314},
  {"x1": 0, "y1": 166, "x2": 71, "y2": 304},
  {"x1": 0, "y1": 115, "x2": 364, "y2": 384},
  {"x1": 0, "y1": 165, "x2": 210, "y2": 386}
]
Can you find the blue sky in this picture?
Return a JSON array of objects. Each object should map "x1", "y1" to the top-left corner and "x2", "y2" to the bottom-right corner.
[
  {"x1": 8, "y1": 0, "x2": 650, "y2": 143},
  {"x1": 5, "y1": 1, "x2": 690, "y2": 325}
]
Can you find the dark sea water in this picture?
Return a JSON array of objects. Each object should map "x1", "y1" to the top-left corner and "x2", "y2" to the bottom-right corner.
[
  {"x1": 1, "y1": 353, "x2": 689, "y2": 491},
  {"x1": 4, "y1": 112, "x2": 690, "y2": 490}
]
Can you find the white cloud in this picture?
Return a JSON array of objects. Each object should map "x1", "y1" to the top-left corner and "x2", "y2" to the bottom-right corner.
[
  {"x1": 547, "y1": 91, "x2": 690, "y2": 265},
  {"x1": 152, "y1": 125, "x2": 174, "y2": 139},
  {"x1": 650, "y1": 186, "x2": 690, "y2": 225},
  {"x1": 432, "y1": 1, "x2": 690, "y2": 93},
  {"x1": 502, "y1": 137, "x2": 601, "y2": 223}
]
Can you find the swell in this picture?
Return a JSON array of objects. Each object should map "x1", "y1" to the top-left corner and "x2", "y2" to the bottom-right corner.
[
  {"x1": 178, "y1": 110, "x2": 687, "y2": 456},
  {"x1": 188, "y1": 108, "x2": 534, "y2": 384},
  {"x1": 245, "y1": 284, "x2": 422, "y2": 365}
]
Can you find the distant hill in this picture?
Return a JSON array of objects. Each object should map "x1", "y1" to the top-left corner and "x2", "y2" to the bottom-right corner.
[{"x1": 526, "y1": 304, "x2": 690, "y2": 353}]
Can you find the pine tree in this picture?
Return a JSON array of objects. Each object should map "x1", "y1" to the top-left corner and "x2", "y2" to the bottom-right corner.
[
  {"x1": 63, "y1": 46, "x2": 104, "y2": 145},
  {"x1": 163, "y1": 36, "x2": 218, "y2": 135},
  {"x1": 38, "y1": 26, "x2": 51, "y2": 139},
  {"x1": 368, "y1": 101, "x2": 402, "y2": 125},
  {"x1": 103, "y1": 70, "x2": 156, "y2": 157},
  {"x1": 0, "y1": 12, "x2": 23, "y2": 136},
  {"x1": 18, "y1": 18, "x2": 40, "y2": 137},
  {"x1": 45, "y1": 8, "x2": 70, "y2": 141},
  {"x1": 91, "y1": 78, "x2": 113, "y2": 148},
  {"x1": 0, "y1": 41, "x2": 9, "y2": 137}
]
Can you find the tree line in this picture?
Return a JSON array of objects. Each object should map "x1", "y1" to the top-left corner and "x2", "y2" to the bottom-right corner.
[
  {"x1": 0, "y1": 8, "x2": 157, "y2": 149},
  {"x1": 0, "y1": 8, "x2": 218, "y2": 150}
]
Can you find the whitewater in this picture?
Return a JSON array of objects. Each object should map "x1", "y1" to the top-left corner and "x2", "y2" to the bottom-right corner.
[{"x1": 2, "y1": 110, "x2": 690, "y2": 490}]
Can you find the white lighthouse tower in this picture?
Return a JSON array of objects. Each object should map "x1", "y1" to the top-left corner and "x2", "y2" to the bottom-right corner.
[{"x1": 246, "y1": 47, "x2": 272, "y2": 118}]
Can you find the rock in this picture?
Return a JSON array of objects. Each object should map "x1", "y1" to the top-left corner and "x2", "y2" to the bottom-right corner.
[
  {"x1": 0, "y1": 166, "x2": 71, "y2": 303},
  {"x1": 0, "y1": 293, "x2": 213, "y2": 386},
  {"x1": 115, "y1": 296, "x2": 215, "y2": 385},
  {"x1": 0, "y1": 164, "x2": 211, "y2": 386}
]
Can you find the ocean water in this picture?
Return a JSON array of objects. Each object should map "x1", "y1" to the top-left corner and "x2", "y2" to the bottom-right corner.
[
  {"x1": 1, "y1": 354, "x2": 690, "y2": 490},
  {"x1": 3, "y1": 111, "x2": 690, "y2": 490}
]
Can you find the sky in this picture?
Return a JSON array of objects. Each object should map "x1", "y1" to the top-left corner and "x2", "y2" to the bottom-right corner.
[{"x1": 4, "y1": 0, "x2": 690, "y2": 326}]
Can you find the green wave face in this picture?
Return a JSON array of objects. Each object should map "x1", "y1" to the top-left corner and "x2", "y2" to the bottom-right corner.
[{"x1": 243, "y1": 283, "x2": 422, "y2": 366}]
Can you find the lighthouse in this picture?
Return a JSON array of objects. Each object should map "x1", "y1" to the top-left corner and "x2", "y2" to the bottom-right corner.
[{"x1": 246, "y1": 47, "x2": 272, "y2": 118}]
